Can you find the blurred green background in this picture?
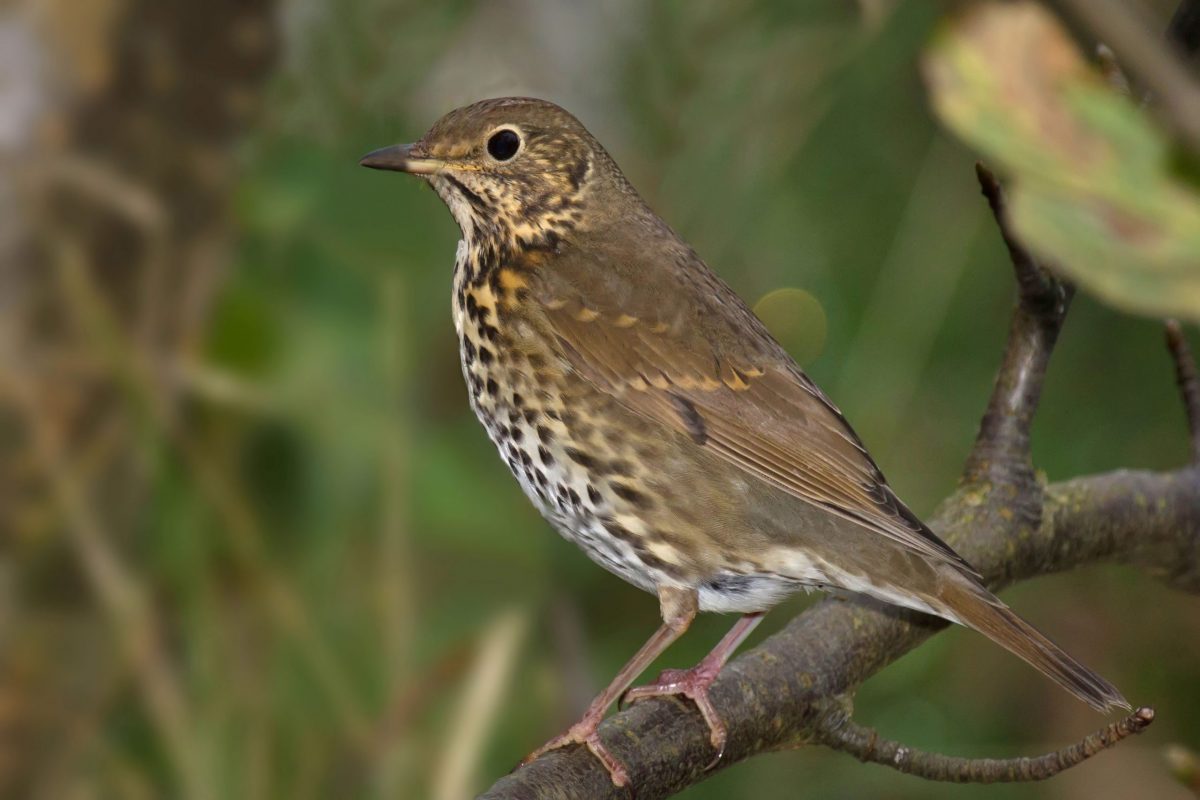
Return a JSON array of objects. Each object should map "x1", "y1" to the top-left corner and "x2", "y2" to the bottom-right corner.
[{"x1": 2, "y1": 1, "x2": 1197, "y2": 798}]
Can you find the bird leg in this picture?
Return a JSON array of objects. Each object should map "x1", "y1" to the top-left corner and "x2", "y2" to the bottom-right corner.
[
  {"x1": 621, "y1": 611, "x2": 765, "y2": 766},
  {"x1": 520, "y1": 587, "x2": 698, "y2": 787}
]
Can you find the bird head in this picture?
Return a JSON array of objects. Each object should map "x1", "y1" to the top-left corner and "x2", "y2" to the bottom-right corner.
[{"x1": 361, "y1": 97, "x2": 622, "y2": 248}]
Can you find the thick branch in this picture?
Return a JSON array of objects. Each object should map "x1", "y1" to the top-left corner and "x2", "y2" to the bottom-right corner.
[
  {"x1": 480, "y1": 466, "x2": 1200, "y2": 799},
  {"x1": 812, "y1": 704, "x2": 1155, "y2": 783}
]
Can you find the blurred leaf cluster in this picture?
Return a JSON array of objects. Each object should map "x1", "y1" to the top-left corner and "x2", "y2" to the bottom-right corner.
[{"x1": 1, "y1": 1, "x2": 1198, "y2": 799}]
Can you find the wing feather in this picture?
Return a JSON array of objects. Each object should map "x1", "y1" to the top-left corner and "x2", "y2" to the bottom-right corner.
[{"x1": 528, "y1": 245, "x2": 974, "y2": 573}]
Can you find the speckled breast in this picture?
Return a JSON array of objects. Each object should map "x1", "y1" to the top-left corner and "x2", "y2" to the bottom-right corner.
[{"x1": 448, "y1": 242, "x2": 683, "y2": 597}]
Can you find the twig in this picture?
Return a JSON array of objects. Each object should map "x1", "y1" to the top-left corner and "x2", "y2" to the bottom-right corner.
[
  {"x1": 962, "y1": 164, "x2": 1072, "y2": 491},
  {"x1": 813, "y1": 704, "x2": 1155, "y2": 783},
  {"x1": 1057, "y1": 0, "x2": 1200, "y2": 153},
  {"x1": 1165, "y1": 321, "x2": 1200, "y2": 462}
]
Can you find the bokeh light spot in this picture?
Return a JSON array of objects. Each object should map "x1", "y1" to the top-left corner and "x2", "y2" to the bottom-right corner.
[{"x1": 753, "y1": 287, "x2": 828, "y2": 366}]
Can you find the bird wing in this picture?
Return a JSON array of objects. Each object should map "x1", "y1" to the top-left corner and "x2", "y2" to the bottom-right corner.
[{"x1": 525, "y1": 239, "x2": 973, "y2": 572}]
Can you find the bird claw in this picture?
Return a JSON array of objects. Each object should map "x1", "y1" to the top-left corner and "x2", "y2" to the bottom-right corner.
[
  {"x1": 520, "y1": 722, "x2": 631, "y2": 787},
  {"x1": 620, "y1": 665, "x2": 728, "y2": 769}
]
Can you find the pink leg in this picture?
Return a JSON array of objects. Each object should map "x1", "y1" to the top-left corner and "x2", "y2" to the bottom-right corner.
[
  {"x1": 520, "y1": 587, "x2": 698, "y2": 787},
  {"x1": 621, "y1": 612, "x2": 765, "y2": 766}
]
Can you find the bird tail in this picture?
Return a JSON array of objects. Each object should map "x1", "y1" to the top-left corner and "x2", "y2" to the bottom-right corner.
[{"x1": 936, "y1": 575, "x2": 1129, "y2": 713}]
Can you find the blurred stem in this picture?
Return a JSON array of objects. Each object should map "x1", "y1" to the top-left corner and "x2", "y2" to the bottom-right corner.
[
  {"x1": 52, "y1": 241, "x2": 373, "y2": 743},
  {"x1": 374, "y1": 272, "x2": 418, "y2": 794},
  {"x1": 2, "y1": 249, "x2": 209, "y2": 800},
  {"x1": 431, "y1": 608, "x2": 529, "y2": 800}
]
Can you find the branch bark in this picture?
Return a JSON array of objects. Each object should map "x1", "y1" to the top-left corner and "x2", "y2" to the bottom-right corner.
[{"x1": 478, "y1": 165, "x2": 1200, "y2": 798}]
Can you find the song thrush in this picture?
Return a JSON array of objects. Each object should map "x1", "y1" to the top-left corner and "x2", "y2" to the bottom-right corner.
[{"x1": 361, "y1": 97, "x2": 1127, "y2": 787}]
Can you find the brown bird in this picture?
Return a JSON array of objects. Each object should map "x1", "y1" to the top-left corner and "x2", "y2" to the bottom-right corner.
[{"x1": 361, "y1": 97, "x2": 1127, "y2": 786}]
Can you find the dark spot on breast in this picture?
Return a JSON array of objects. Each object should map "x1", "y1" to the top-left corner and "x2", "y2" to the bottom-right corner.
[
  {"x1": 635, "y1": 550, "x2": 680, "y2": 578},
  {"x1": 465, "y1": 293, "x2": 480, "y2": 320},
  {"x1": 486, "y1": 378, "x2": 499, "y2": 396},
  {"x1": 511, "y1": 426, "x2": 524, "y2": 443},
  {"x1": 523, "y1": 409, "x2": 540, "y2": 424},
  {"x1": 568, "y1": 488, "x2": 581, "y2": 506},
  {"x1": 565, "y1": 447, "x2": 597, "y2": 470},
  {"x1": 536, "y1": 425, "x2": 552, "y2": 443},
  {"x1": 462, "y1": 339, "x2": 476, "y2": 365},
  {"x1": 511, "y1": 392, "x2": 523, "y2": 408},
  {"x1": 538, "y1": 445, "x2": 554, "y2": 466},
  {"x1": 607, "y1": 459, "x2": 633, "y2": 477},
  {"x1": 611, "y1": 482, "x2": 653, "y2": 510},
  {"x1": 604, "y1": 520, "x2": 636, "y2": 544},
  {"x1": 478, "y1": 346, "x2": 494, "y2": 365},
  {"x1": 587, "y1": 484, "x2": 602, "y2": 505}
]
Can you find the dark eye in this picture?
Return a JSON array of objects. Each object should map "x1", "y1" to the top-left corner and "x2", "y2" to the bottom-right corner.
[{"x1": 487, "y1": 129, "x2": 521, "y2": 161}]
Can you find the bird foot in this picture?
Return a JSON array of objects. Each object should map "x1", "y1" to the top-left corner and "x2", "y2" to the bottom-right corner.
[
  {"x1": 620, "y1": 663, "x2": 728, "y2": 768},
  {"x1": 520, "y1": 718, "x2": 630, "y2": 787}
]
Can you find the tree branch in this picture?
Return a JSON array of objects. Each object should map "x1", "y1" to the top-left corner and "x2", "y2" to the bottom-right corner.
[{"x1": 811, "y1": 704, "x2": 1155, "y2": 784}]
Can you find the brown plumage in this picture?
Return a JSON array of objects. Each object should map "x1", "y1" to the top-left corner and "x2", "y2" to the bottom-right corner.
[{"x1": 361, "y1": 97, "x2": 1127, "y2": 787}]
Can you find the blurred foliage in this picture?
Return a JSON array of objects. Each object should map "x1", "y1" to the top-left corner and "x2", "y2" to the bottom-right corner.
[
  {"x1": 925, "y1": 2, "x2": 1200, "y2": 322},
  {"x1": 3, "y1": 1, "x2": 1199, "y2": 799}
]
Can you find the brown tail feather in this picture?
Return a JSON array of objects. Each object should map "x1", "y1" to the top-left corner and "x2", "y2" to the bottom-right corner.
[{"x1": 938, "y1": 577, "x2": 1129, "y2": 713}]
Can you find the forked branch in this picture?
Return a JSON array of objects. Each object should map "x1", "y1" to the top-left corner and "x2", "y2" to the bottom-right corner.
[{"x1": 961, "y1": 163, "x2": 1072, "y2": 491}]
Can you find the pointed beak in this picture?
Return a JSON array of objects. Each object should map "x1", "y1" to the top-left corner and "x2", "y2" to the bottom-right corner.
[{"x1": 358, "y1": 143, "x2": 444, "y2": 175}]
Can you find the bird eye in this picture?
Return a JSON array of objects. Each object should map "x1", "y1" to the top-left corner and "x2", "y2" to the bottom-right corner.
[{"x1": 487, "y1": 129, "x2": 521, "y2": 161}]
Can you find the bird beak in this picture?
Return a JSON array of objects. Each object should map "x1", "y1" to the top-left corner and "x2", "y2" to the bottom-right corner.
[{"x1": 358, "y1": 143, "x2": 444, "y2": 175}]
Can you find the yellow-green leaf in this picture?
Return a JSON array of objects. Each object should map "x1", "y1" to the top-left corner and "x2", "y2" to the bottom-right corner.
[{"x1": 922, "y1": 1, "x2": 1200, "y2": 320}]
